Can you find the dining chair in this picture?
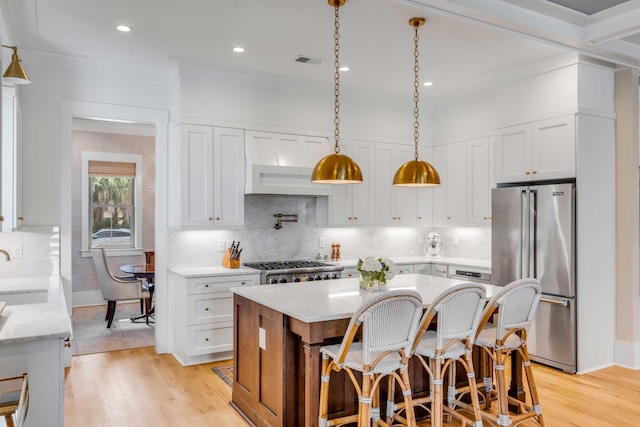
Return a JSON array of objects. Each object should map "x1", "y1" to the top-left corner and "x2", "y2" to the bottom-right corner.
[
  {"x1": 387, "y1": 283, "x2": 486, "y2": 427},
  {"x1": 91, "y1": 247, "x2": 151, "y2": 328},
  {"x1": 474, "y1": 278, "x2": 544, "y2": 427},
  {"x1": 318, "y1": 290, "x2": 424, "y2": 427},
  {"x1": 0, "y1": 373, "x2": 28, "y2": 427}
]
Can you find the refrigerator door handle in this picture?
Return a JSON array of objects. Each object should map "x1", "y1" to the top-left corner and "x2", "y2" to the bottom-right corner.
[
  {"x1": 529, "y1": 189, "x2": 537, "y2": 279},
  {"x1": 520, "y1": 190, "x2": 527, "y2": 278},
  {"x1": 540, "y1": 297, "x2": 570, "y2": 307}
]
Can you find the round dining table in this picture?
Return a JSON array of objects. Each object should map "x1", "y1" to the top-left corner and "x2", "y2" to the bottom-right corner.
[{"x1": 120, "y1": 264, "x2": 155, "y2": 322}]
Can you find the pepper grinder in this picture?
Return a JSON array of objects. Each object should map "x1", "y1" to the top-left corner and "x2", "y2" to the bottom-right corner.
[
  {"x1": 331, "y1": 243, "x2": 337, "y2": 261},
  {"x1": 336, "y1": 243, "x2": 341, "y2": 260}
]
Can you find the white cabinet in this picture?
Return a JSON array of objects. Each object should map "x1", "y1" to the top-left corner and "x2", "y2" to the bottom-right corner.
[
  {"x1": 395, "y1": 265, "x2": 414, "y2": 275},
  {"x1": 375, "y1": 143, "x2": 417, "y2": 226},
  {"x1": 1, "y1": 86, "x2": 20, "y2": 232},
  {"x1": 172, "y1": 125, "x2": 244, "y2": 228},
  {"x1": 430, "y1": 263, "x2": 449, "y2": 278},
  {"x1": 341, "y1": 267, "x2": 360, "y2": 279},
  {"x1": 416, "y1": 147, "x2": 434, "y2": 226},
  {"x1": 432, "y1": 142, "x2": 467, "y2": 226},
  {"x1": 324, "y1": 140, "x2": 375, "y2": 226},
  {"x1": 466, "y1": 137, "x2": 493, "y2": 227},
  {"x1": 170, "y1": 272, "x2": 260, "y2": 365},
  {"x1": 413, "y1": 263, "x2": 431, "y2": 275},
  {"x1": 495, "y1": 115, "x2": 575, "y2": 184}
]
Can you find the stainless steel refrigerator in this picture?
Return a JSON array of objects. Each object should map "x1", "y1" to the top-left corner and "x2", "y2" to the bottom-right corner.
[{"x1": 492, "y1": 182, "x2": 576, "y2": 373}]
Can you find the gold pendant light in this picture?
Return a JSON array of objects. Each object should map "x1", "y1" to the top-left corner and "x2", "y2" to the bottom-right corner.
[
  {"x1": 311, "y1": 0, "x2": 362, "y2": 184},
  {"x1": 393, "y1": 18, "x2": 439, "y2": 187},
  {"x1": 2, "y1": 45, "x2": 30, "y2": 84}
]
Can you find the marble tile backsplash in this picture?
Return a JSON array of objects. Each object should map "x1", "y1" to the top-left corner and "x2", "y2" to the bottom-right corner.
[
  {"x1": 168, "y1": 195, "x2": 490, "y2": 268},
  {"x1": 0, "y1": 228, "x2": 60, "y2": 277}
]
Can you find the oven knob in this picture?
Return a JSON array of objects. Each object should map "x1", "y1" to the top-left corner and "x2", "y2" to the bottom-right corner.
[
  {"x1": 314, "y1": 274, "x2": 322, "y2": 281},
  {"x1": 332, "y1": 273, "x2": 340, "y2": 279},
  {"x1": 293, "y1": 276, "x2": 301, "y2": 282},
  {"x1": 278, "y1": 277, "x2": 288, "y2": 283},
  {"x1": 322, "y1": 274, "x2": 330, "y2": 280},
  {"x1": 306, "y1": 275, "x2": 314, "y2": 281},
  {"x1": 268, "y1": 277, "x2": 279, "y2": 285}
]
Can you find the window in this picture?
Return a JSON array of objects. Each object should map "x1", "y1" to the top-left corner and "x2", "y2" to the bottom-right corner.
[{"x1": 81, "y1": 152, "x2": 143, "y2": 255}]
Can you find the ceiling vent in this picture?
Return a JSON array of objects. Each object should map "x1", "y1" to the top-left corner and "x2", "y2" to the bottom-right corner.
[{"x1": 293, "y1": 55, "x2": 323, "y2": 65}]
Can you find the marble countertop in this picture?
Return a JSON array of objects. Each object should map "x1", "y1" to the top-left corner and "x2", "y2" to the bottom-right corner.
[
  {"x1": 332, "y1": 256, "x2": 491, "y2": 270},
  {"x1": 169, "y1": 266, "x2": 261, "y2": 278},
  {"x1": 231, "y1": 274, "x2": 502, "y2": 323},
  {"x1": 0, "y1": 276, "x2": 72, "y2": 345}
]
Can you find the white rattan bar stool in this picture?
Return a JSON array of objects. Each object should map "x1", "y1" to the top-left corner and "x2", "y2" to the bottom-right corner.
[
  {"x1": 474, "y1": 278, "x2": 544, "y2": 427},
  {"x1": 0, "y1": 373, "x2": 28, "y2": 427},
  {"x1": 318, "y1": 290, "x2": 424, "y2": 427},
  {"x1": 387, "y1": 283, "x2": 486, "y2": 427}
]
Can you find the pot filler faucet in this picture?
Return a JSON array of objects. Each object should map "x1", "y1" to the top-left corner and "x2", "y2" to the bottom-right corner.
[{"x1": 274, "y1": 213, "x2": 298, "y2": 230}]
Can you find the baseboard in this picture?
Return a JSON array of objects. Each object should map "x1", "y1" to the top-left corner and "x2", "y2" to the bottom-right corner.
[{"x1": 614, "y1": 340, "x2": 640, "y2": 369}]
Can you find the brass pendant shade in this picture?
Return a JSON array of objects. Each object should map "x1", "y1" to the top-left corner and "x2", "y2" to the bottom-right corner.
[
  {"x1": 393, "y1": 159, "x2": 440, "y2": 187},
  {"x1": 311, "y1": 0, "x2": 362, "y2": 185},
  {"x1": 312, "y1": 152, "x2": 363, "y2": 183},
  {"x1": 2, "y1": 46, "x2": 30, "y2": 84},
  {"x1": 393, "y1": 18, "x2": 440, "y2": 187}
]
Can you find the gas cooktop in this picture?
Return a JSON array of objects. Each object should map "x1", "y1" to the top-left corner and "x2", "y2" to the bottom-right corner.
[
  {"x1": 243, "y1": 260, "x2": 344, "y2": 284},
  {"x1": 243, "y1": 260, "x2": 333, "y2": 270}
]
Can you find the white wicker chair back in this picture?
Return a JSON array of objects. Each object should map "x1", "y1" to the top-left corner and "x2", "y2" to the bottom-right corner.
[
  {"x1": 335, "y1": 290, "x2": 423, "y2": 366},
  {"x1": 418, "y1": 283, "x2": 487, "y2": 352},
  {"x1": 493, "y1": 278, "x2": 542, "y2": 340}
]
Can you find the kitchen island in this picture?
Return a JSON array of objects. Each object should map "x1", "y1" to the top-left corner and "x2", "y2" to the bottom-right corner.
[
  {"x1": 230, "y1": 274, "x2": 502, "y2": 427},
  {"x1": 0, "y1": 276, "x2": 72, "y2": 427}
]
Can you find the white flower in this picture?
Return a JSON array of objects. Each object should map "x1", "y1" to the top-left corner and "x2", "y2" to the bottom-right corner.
[
  {"x1": 361, "y1": 256, "x2": 382, "y2": 272},
  {"x1": 382, "y1": 257, "x2": 397, "y2": 280}
]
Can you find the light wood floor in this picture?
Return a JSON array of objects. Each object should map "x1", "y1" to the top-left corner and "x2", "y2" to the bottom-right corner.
[{"x1": 64, "y1": 347, "x2": 640, "y2": 426}]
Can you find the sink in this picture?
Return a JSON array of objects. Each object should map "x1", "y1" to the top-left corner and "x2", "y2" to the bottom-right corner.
[
  {"x1": 0, "y1": 276, "x2": 50, "y2": 305},
  {"x1": 2, "y1": 291, "x2": 48, "y2": 305}
]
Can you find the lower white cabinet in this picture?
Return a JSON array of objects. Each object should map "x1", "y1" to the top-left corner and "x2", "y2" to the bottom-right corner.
[
  {"x1": 430, "y1": 264, "x2": 449, "y2": 278},
  {"x1": 170, "y1": 272, "x2": 259, "y2": 365},
  {"x1": 342, "y1": 267, "x2": 360, "y2": 279},
  {"x1": 413, "y1": 263, "x2": 431, "y2": 275}
]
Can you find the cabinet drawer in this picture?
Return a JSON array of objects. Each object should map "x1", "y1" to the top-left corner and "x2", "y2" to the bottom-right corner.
[
  {"x1": 396, "y1": 265, "x2": 414, "y2": 275},
  {"x1": 186, "y1": 322, "x2": 233, "y2": 356},
  {"x1": 431, "y1": 264, "x2": 448, "y2": 277},
  {"x1": 187, "y1": 292, "x2": 233, "y2": 325},
  {"x1": 342, "y1": 268, "x2": 360, "y2": 279},
  {"x1": 187, "y1": 275, "x2": 259, "y2": 294}
]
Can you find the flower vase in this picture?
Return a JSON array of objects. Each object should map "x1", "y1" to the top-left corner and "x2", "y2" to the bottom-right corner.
[{"x1": 359, "y1": 275, "x2": 387, "y2": 292}]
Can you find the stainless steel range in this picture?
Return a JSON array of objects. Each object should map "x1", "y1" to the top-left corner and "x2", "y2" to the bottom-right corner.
[{"x1": 243, "y1": 260, "x2": 343, "y2": 284}]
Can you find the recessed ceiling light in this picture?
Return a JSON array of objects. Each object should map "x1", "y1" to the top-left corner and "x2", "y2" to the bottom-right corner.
[
  {"x1": 339, "y1": 66, "x2": 350, "y2": 72},
  {"x1": 116, "y1": 25, "x2": 132, "y2": 32},
  {"x1": 233, "y1": 47, "x2": 245, "y2": 53},
  {"x1": 423, "y1": 81, "x2": 433, "y2": 86}
]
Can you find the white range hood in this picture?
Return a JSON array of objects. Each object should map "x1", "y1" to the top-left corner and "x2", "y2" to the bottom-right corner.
[{"x1": 244, "y1": 131, "x2": 333, "y2": 196}]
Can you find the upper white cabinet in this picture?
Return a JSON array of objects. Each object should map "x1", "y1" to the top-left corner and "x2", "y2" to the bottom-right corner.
[
  {"x1": 495, "y1": 115, "x2": 575, "y2": 184},
  {"x1": 416, "y1": 146, "x2": 433, "y2": 226},
  {"x1": 324, "y1": 140, "x2": 375, "y2": 226},
  {"x1": 466, "y1": 137, "x2": 493, "y2": 227},
  {"x1": 432, "y1": 142, "x2": 467, "y2": 226},
  {"x1": 1, "y1": 86, "x2": 20, "y2": 232},
  {"x1": 375, "y1": 143, "x2": 417, "y2": 226},
  {"x1": 171, "y1": 124, "x2": 244, "y2": 228}
]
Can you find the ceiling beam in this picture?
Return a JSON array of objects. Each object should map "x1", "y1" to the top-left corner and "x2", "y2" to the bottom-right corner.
[{"x1": 583, "y1": 9, "x2": 640, "y2": 44}]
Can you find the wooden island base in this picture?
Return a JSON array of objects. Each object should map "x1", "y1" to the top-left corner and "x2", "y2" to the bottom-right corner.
[{"x1": 230, "y1": 277, "x2": 524, "y2": 427}]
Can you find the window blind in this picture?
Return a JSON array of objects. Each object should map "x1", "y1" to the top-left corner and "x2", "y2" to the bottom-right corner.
[{"x1": 88, "y1": 161, "x2": 135, "y2": 177}]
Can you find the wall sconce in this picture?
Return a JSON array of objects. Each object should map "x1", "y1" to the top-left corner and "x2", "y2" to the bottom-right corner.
[{"x1": 1, "y1": 45, "x2": 30, "y2": 84}]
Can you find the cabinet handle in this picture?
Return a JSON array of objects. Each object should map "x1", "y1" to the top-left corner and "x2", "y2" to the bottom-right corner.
[
  {"x1": 418, "y1": 216, "x2": 422, "y2": 220},
  {"x1": 348, "y1": 273, "x2": 353, "y2": 277},
  {"x1": 216, "y1": 217, "x2": 220, "y2": 220},
  {"x1": 64, "y1": 338, "x2": 71, "y2": 348},
  {"x1": 438, "y1": 269, "x2": 446, "y2": 274},
  {"x1": 209, "y1": 217, "x2": 213, "y2": 221},
  {"x1": 532, "y1": 171, "x2": 537, "y2": 174},
  {"x1": 483, "y1": 217, "x2": 487, "y2": 220},
  {"x1": 348, "y1": 217, "x2": 352, "y2": 220},
  {"x1": 447, "y1": 216, "x2": 451, "y2": 220},
  {"x1": 397, "y1": 217, "x2": 401, "y2": 220},
  {"x1": 525, "y1": 171, "x2": 530, "y2": 175},
  {"x1": 354, "y1": 217, "x2": 358, "y2": 220},
  {"x1": 205, "y1": 307, "x2": 209, "y2": 311},
  {"x1": 392, "y1": 217, "x2": 396, "y2": 220},
  {"x1": 205, "y1": 337, "x2": 209, "y2": 342},
  {"x1": 241, "y1": 281, "x2": 246, "y2": 285},
  {"x1": 18, "y1": 217, "x2": 23, "y2": 221},
  {"x1": 204, "y1": 284, "x2": 209, "y2": 288},
  {"x1": 0, "y1": 215, "x2": 3, "y2": 222}
]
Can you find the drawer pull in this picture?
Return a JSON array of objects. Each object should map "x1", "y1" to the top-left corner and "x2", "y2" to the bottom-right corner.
[
  {"x1": 209, "y1": 217, "x2": 213, "y2": 221},
  {"x1": 205, "y1": 307, "x2": 209, "y2": 311},
  {"x1": 216, "y1": 217, "x2": 221, "y2": 220},
  {"x1": 64, "y1": 338, "x2": 71, "y2": 348},
  {"x1": 204, "y1": 337, "x2": 209, "y2": 342},
  {"x1": 348, "y1": 217, "x2": 352, "y2": 220},
  {"x1": 354, "y1": 217, "x2": 358, "y2": 220},
  {"x1": 204, "y1": 284, "x2": 209, "y2": 288},
  {"x1": 241, "y1": 281, "x2": 246, "y2": 285},
  {"x1": 525, "y1": 171, "x2": 530, "y2": 175}
]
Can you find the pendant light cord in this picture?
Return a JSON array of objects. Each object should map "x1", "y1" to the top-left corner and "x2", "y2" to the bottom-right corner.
[
  {"x1": 413, "y1": 22, "x2": 420, "y2": 161},
  {"x1": 333, "y1": 2, "x2": 341, "y2": 154}
]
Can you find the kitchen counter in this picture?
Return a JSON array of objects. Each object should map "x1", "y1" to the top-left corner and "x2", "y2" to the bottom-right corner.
[
  {"x1": 333, "y1": 256, "x2": 491, "y2": 270},
  {"x1": 0, "y1": 275, "x2": 71, "y2": 427},
  {"x1": 169, "y1": 266, "x2": 259, "y2": 278}
]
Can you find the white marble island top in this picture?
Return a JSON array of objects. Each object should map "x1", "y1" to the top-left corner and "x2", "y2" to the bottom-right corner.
[
  {"x1": 0, "y1": 276, "x2": 72, "y2": 345},
  {"x1": 231, "y1": 274, "x2": 502, "y2": 323},
  {"x1": 333, "y1": 256, "x2": 491, "y2": 270}
]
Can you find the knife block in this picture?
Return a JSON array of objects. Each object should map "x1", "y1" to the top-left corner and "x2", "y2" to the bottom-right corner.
[{"x1": 222, "y1": 249, "x2": 240, "y2": 269}]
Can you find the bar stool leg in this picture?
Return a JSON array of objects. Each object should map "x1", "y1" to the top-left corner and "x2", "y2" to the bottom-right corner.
[
  {"x1": 521, "y1": 346, "x2": 545, "y2": 426},
  {"x1": 318, "y1": 354, "x2": 331, "y2": 427}
]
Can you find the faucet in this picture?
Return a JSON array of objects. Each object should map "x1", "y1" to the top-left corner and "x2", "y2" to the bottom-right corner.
[
  {"x1": 274, "y1": 213, "x2": 298, "y2": 230},
  {"x1": 0, "y1": 249, "x2": 10, "y2": 261}
]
